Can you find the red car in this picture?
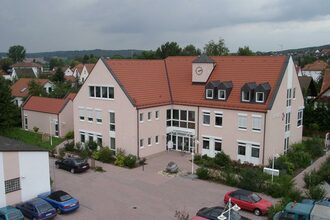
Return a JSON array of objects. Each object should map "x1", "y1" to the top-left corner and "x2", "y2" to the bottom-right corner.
[{"x1": 224, "y1": 189, "x2": 272, "y2": 216}]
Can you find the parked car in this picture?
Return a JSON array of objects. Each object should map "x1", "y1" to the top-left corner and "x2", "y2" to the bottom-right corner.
[
  {"x1": 192, "y1": 206, "x2": 250, "y2": 220},
  {"x1": 224, "y1": 189, "x2": 272, "y2": 216},
  {"x1": 55, "y1": 157, "x2": 89, "y2": 173},
  {"x1": 0, "y1": 206, "x2": 24, "y2": 220},
  {"x1": 16, "y1": 198, "x2": 56, "y2": 220},
  {"x1": 38, "y1": 190, "x2": 79, "y2": 214}
]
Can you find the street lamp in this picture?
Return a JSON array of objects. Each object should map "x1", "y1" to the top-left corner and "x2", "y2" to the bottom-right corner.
[
  {"x1": 192, "y1": 139, "x2": 199, "y2": 175},
  {"x1": 218, "y1": 198, "x2": 240, "y2": 220}
]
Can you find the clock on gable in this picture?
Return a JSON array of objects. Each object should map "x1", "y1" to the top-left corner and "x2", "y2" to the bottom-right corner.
[{"x1": 195, "y1": 66, "x2": 203, "y2": 75}]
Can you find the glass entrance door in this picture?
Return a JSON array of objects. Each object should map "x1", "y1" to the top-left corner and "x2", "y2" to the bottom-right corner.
[
  {"x1": 167, "y1": 133, "x2": 193, "y2": 153},
  {"x1": 177, "y1": 136, "x2": 183, "y2": 151}
]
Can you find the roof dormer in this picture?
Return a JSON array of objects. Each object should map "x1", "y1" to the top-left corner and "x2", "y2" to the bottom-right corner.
[
  {"x1": 192, "y1": 54, "x2": 215, "y2": 83},
  {"x1": 205, "y1": 81, "x2": 220, "y2": 99},
  {"x1": 218, "y1": 81, "x2": 233, "y2": 101},
  {"x1": 255, "y1": 83, "x2": 271, "y2": 103},
  {"x1": 241, "y1": 82, "x2": 257, "y2": 102}
]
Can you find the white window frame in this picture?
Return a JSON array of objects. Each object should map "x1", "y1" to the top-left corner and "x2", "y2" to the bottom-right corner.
[
  {"x1": 148, "y1": 112, "x2": 152, "y2": 121},
  {"x1": 238, "y1": 113, "x2": 247, "y2": 130},
  {"x1": 95, "y1": 109, "x2": 102, "y2": 124},
  {"x1": 155, "y1": 111, "x2": 159, "y2": 120},
  {"x1": 238, "y1": 142, "x2": 246, "y2": 156},
  {"x1": 297, "y1": 109, "x2": 303, "y2": 127},
  {"x1": 256, "y1": 92, "x2": 264, "y2": 103},
  {"x1": 206, "y1": 89, "x2": 214, "y2": 99},
  {"x1": 96, "y1": 134, "x2": 102, "y2": 146},
  {"x1": 86, "y1": 108, "x2": 93, "y2": 122},
  {"x1": 285, "y1": 112, "x2": 291, "y2": 132},
  {"x1": 110, "y1": 137, "x2": 116, "y2": 151},
  {"x1": 284, "y1": 137, "x2": 289, "y2": 153},
  {"x1": 140, "y1": 139, "x2": 144, "y2": 148},
  {"x1": 88, "y1": 85, "x2": 114, "y2": 100},
  {"x1": 24, "y1": 114, "x2": 28, "y2": 130},
  {"x1": 155, "y1": 135, "x2": 159, "y2": 144},
  {"x1": 202, "y1": 111, "x2": 211, "y2": 126},
  {"x1": 293, "y1": 87, "x2": 296, "y2": 99},
  {"x1": 286, "y1": 88, "x2": 292, "y2": 107},
  {"x1": 218, "y1": 89, "x2": 226, "y2": 100},
  {"x1": 109, "y1": 111, "x2": 115, "y2": 132},
  {"x1": 139, "y1": 113, "x2": 144, "y2": 123},
  {"x1": 242, "y1": 91, "x2": 250, "y2": 102},
  {"x1": 79, "y1": 108, "x2": 85, "y2": 121},
  {"x1": 251, "y1": 144, "x2": 260, "y2": 158},
  {"x1": 202, "y1": 137, "x2": 210, "y2": 150},
  {"x1": 214, "y1": 112, "x2": 223, "y2": 127},
  {"x1": 214, "y1": 138, "x2": 222, "y2": 152},
  {"x1": 148, "y1": 137, "x2": 152, "y2": 146},
  {"x1": 252, "y1": 115, "x2": 262, "y2": 132}
]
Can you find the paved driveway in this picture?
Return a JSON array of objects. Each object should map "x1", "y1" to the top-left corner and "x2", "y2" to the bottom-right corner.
[{"x1": 50, "y1": 151, "x2": 275, "y2": 220}]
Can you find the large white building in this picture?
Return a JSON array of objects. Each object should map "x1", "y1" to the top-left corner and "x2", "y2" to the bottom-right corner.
[{"x1": 0, "y1": 136, "x2": 50, "y2": 207}]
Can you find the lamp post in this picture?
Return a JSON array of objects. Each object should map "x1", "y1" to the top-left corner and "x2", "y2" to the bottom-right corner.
[
  {"x1": 192, "y1": 139, "x2": 199, "y2": 175},
  {"x1": 49, "y1": 117, "x2": 53, "y2": 146},
  {"x1": 218, "y1": 198, "x2": 240, "y2": 220}
]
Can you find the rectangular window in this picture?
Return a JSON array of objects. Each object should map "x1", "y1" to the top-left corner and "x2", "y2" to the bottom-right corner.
[
  {"x1": 286, "y1": 89, "x2": 292, "y2": 107},
  {"x1": 203, "y1": 111, "x2": 210, "y2": 125},
  {"x1": 238, "y1": 114, "x2": 247, "y2": 130},
  {"x1": 54, "y1": 120, "x2": 59, "y2": 137},
  {"x1": 80, "y1": 132, "x2": 85, "y2": 143},
  {"x1": 110, "y1": 137, "x2": 116, "y2": 151},
  {"x1": 252, "y1": 116, "x2": 262, "y2": 131},
  {"x1": 109, "y1": 87, "x2": 114, "y2": 99},
  {"x1": 297, "y1": 109, "x2": 303, "y2": 127},
  {"x1": 293, "y1": 88, "x2": 296, "y2": 99},
  {"x1": 166, "y1": 109, "x2": 171, "y2": 127},
  {"x1": 256, "y1": 92, "x2": 264, "y2": 103},
  {"x1": 79, "y1": 108, "x2": 85, "y2": 121},
  {"x1": 206, "y1": 89, "x2": 214, "y2": 99},
  {"x1": 148, "y1": 112, "x2": 151, "y2": 121},
  {"x1": 88, "y1": 133, "x2": 94, "y2": 143},
  {"x1": 5, "y1": 178, "x2": 21, "y2": 194},
  {"x1": 155, "y1": 111, "x2": 159, "y2": 119},
  {"x1": 97, "y1": 135, "x2": 102, "y2": 146},
  {"x1": 140, "y1": 139, "x2": 144, "y2": 148},
  {"x1": 95, "y1": 86, "x2": 101, "y2": 98},
  {"x1": 173, "y1": 110, "x2": 179, "y2": 127},
  {"x1": 139, "y1": 113, "x2": 143, "y2": 122},
  {"x1": 242, "y1": 91, "x2": 250, "y2": 102},
  {"x1": 89, "y1": 86, "x2": 95, "y2": 97},
  {"x1": 95, "y1": 110, "x2": 102, "y2": 123},
  {"x1": 180, "y1": 110, "x2": 188, "y2": 128},
  {"x1": 215, "y1": 112, "x2": 223, "y2": 127},
  {"x1": 218, "y1": 90, "x2": 226, "y2": 100},
  {"x1": 188, "y1": 111, "x2": 195, "y2": 121},
  {"x1": 214, "y1": 139, "x2": 222, "y2": 152},
  {"x1": 285, "y1": 112, "x2": 291, "y2": 132},
  {"x1": 148, "y1": 137, "x2": 151, "y2": 146},
  {"x1": 251, "y1": 144, "x2": 260, "y2": 158},
  {"x1": 109, "y1": 112, "x2": 115, "y2": 131},
  {"x1": 24, "y1": 115, "x2": 28, "y2": 129},
  {"x1": 203, "y1": 137, "x2": 210, "y2": 149},
  {"x1": 89, "y1": 86, "x2": 114, "y2": 99},
  {"x1": 284, "y1": 137, "x2": 289, "y2": 153},
  {"x1": 102, "y1": 86, "x2": 108, "y2": 98},
  {"x1": 238, "y1": 142, "x2": 246, "y2": 155},
  {"x1": 155, "y1": 136, "x2": 159, "y2": 144},
  {"x1": 87, "y1": 109, "x2": 93, "y2": 122}
]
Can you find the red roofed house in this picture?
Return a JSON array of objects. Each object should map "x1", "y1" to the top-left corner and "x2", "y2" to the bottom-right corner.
[
  {"x1": 79, "y1": 63, "x2": 95, "y2": 84},
  {"x1": 301, "y1": 60, "x2": 328, "y2": 82},
  {"x1": 11, "y1": 78, "x2": 54, "y2": 106},
  {"x1": 10, "y1": 62, "x2": 43, "y2": 81},
  {"x1": 314, "y1": 69, "x2": 330, "y2": 105},
  {"x1": 22, "y1": 94, "x2": 76, "y2": 137},
  {"x1": 73, "y1": 55, "x2": 304, "y2": 165}
]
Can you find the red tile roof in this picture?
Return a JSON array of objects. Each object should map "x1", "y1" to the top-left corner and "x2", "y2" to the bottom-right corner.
[
  {"x1": 65, "y1": 92, "x2": 76, "y2": 101},
  {"x1": 106, "y1": 60, "x2": 171, "y2": 107},
  {"x1": 11, "y1": 62, "x2": 42, "y2": 68},
  {"x1": 85, "y1": 64, "x2": 95, "y2": 73},
  {"x1": 302, "y1": 60, "x2": 328, "y2": 71},
  {"x1": 64, "y1": 75, "x2": 76, "y2": 82},
  {"x1": 320, "y1": 69, "x2": 330, "y2": 95},
  {"x1": 23, "y1": 96, "x2": 69, "y2": 114},
  {"x1": 11, "y1": 78, "x2": 50, "y2": 97},
  {"x1": 103, "y1": 56, "x2": 288, "y2": 112},
  {"x1": 74, "y1": 64, "x2": 84, "y2": 73}
]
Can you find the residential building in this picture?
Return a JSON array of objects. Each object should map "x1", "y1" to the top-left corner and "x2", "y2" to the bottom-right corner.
[
  {"x1": 62, "y1": 66, "x2": 74, "y2": 77},
  {"x1": 11, "y1": 78, "x2": 54, "y2": 106},
  {"x1": 314, "y1": 69, "x2": 330, "y2": 105},
  {"x1": 73, "y1": 64, "x2": 84, "y2": 79},
  {"x1": 73, "y1": 55, "x2": 304, "y2": 165},
  {"x1": 79, "y1": 64, "x2": 95, "y2": 83},
  {"x1": 298, "y1": 76, "x2": 317, "y2": 99},
  {"x1": 0, "y1": 136, "x2": 50, "y2": 207},
  {"x1": 300, "y1": 60, "x2": 328, "y2": 81},
  {"x1": 22, "y1": 94, "x2": 75, "y2": 137},
  {"x1": 10, "y1": 62, "x2": 43, "y2": 80}
]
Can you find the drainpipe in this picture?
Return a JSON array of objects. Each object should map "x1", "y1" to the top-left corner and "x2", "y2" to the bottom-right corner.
[
  {"x1": 137, "y1": 109, "x2": 140, "y2": 159},
  {"x1": 197, "y1": 106, "x2": 200, "y2": 153},
  {"x1": 262, "y1": 112, "x2": 267, "y2": 165}
]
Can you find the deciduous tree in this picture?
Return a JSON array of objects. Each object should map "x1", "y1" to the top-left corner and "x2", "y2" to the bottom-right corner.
[
  {"x1": 28, "y1": 80, "x2": 46, "y2": 97},
  {"x1": 8, "y1": 45, "x2": 26, "y2": 63},
  {"x1": 204, "y1": 38, "x2": 229, "y2": 56},
  {"x1": 182, "y1": 44, "x2": 201, "y2": 56},
  {"x1": 237, "y1": 46, "x2": 254, "y2": 56},
  {"x1": 156, "y1": 42, "x2": 182, "y2": 59}
]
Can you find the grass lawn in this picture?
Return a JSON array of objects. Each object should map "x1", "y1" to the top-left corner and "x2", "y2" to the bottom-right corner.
[{"x1": 0, "y1": 127, "x2": 63, "y2": 150}]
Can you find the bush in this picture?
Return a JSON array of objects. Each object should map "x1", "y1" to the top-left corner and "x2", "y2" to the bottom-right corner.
[
  {"x1": 274, "y1": 155, "x2": 295, "y2": 175},
  {"x1": 124, "y1": 154, "x2": 137, "y2": 168},
  {"x1": 33, "y1": 126, "x2": 39, "y2": 133},
  {"x1": 238, "y1": 168, "x2": 268, "y2": 192},
  {"x1": 196, "y1": 167, "x2": 209, "y2": 180},
  {"x1": 306, "y1": 185, "x2": 327, "y2": 200},
  {"x1": 95, "y1": 166, "x2": 105, "y2": 172},
  {"x1": 265, "y1": 175, "x2": 294, "y2": 198},
  {"x1": 267, "y1": 200, "x2": 287, "y2": 220},
  {"x1": 213, "y1": 152, "x2": 231, "y2": 168},
  {"x1": 287, "y1": 150, "x2": 311, "y2": 169},
  {"x1": 78, "y1": 148, "x2": 90, "y2": 159},
  {"x1": 98, "y1": 147, "x2": 115, "y2": 163},
  {"x1": 64, "y1": 131, "x2": 74, "y2": 140},
  {"x1": 86, "y1": 141, "x2": 98, "y2": 152},
  {"x1": 318, "y1": 158, "x2": 330, "y2": 184},
  {"x1": 174, "y1": 210, "x2": 189, "y2": 220},
  {"x1": 303, "y1": 138, "x2": 324, "y2": 159},
  {"x1": 64, "y1": 141, "x2": 75, "y2": 152},
  {"x1": 221, "y1": 169, "x2": 239, "y2": 186},
  {"x1": 304, "y1": 170, "x2": 322, "y2": 188},
  {"x1": 58, "y1": 148, "x2": 65, "y2": 159},
  {"x1": 114, "y1": 150, "x2": 125, "y2": 167}
]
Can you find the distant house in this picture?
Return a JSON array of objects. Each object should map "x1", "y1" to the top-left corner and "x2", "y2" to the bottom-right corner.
[
  {"x1": 0, "y1": 136, "x2": 50, "y2": 207},
  {"x1": 79, "y1": 64, "x2": 95, "y2": 83},
  {"x1": 11, "y1": 79, "x2": 54, "y2": 106},
  {"x1": 10, "y1": 62, "x2": 43, "y2": 80},
  {"x1": 298, "y1": 76, "x2": 317, "y2": 98},
  {"x1": 301, "y1": 60, "x2": 328, "y2": 81},
  {"x1": 314, "y1": 69, "x2": 330, "y2": 105},
  {"x1": 62, "y1": 66, "x2": 74, "y2": 77},
  {"x1": 22, "y1": 94, "x2": 76, "y2": 137},
  {"x1": 72, "y1": 64, "x2": 84, "y2": 79},
  {"x1": 0, "y1": 70, "x2": 11, "y2": 80}
]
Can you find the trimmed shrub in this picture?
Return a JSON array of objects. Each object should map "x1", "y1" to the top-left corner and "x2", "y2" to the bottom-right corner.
[
  {"x1": 114, "y1": 150, "x2": 125, "y2": 167},
  {"x1": 99, "y1": 147, "x2": 115, "y2": 163},
  {"x1": 196, "y1": 167, "x2": 209, "y2": 180},
  {"x1": 265, "y1": 175, "x2": 294, "y2": 198},
  {"x1": 274, "y1": 155, "x2": 294, "y2": 175},
  {"x1": 306, "y1": 185, "x2": 327, "y2": 200},
  {"x1": 221, "y1": 169, "x2": 239, "y2": 187},
  {"x1": 86, "y1": 141, "x2": 98, "y2": 152},
  {"x1": 124, "y1": 154, "x2": 137, "y2": 168},
  {"x1": 64, "y1": 131, "x2": 74, "y2": 140},
  {"x1": 213, "y1": 152, "x2": 231, "y2": 168},
  {"x1": 304, "y1": 170, "x2": 322, "y2": 188},
  {"x1": 238, "y1": 168, "x2": 268, "y2": 192}
]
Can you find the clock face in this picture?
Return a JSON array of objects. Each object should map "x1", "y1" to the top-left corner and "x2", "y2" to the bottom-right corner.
[{"x1": 195, "y1": 66, "x2": 203, "y2": 75}]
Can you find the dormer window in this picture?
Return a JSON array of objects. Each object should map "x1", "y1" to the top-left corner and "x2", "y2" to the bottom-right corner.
[
  {"x1": 256, "y1": 92, "x2": 264, "y2": 103},
  {"x1": 218, "y1": 90, "x2": 226, "y2": 100},
  {"x1": 242, "y1": 91, "x2": 251, "y2": 102},
  {"x1": 206, "y1": 89, "x2": 214, "y2": 99}
]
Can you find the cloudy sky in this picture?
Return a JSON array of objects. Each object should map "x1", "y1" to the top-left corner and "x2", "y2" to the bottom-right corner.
[{"x1": 1, "y1": 0, "x2": 330, "y2": 53}]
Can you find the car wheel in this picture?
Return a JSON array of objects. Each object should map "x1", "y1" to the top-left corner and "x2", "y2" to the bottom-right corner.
[
  {"x1": 70, "y1": 168, "x2": 75, "y2": 174},
  {"x1": 56, "y1": 208, "x2": 62, "y2": 214},
  {"x1": 56, "y1": 164, "x2": 60, "y2": 169},
  {"x1": 254, "y1": 208, "x2": 261, "y2": 216}
]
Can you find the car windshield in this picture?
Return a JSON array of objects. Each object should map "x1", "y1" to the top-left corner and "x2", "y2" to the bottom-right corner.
[
  {"x1": 8, "y1": 212, "x2": 23, "y2": 220},
  {"x1": 36, "y1": 203, "x2": 53, "y2": 213},
  {"x1": 250, "y1": 193, "x2": 262, "y2": 202},
  {"x1": 73, "y1": 158, "x2": 86, "y2": 165},
  {"x1": 60, "y1": 194, "x2": 72, "y2": 202}
]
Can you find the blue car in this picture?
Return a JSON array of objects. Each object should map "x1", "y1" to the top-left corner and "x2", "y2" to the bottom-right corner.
[
  {"x1": 16, "y1": 198, "x2": 56, "y2": 220},
  {"x1": 38, "y1": 190, "x2": 79, "y2": 214},
  {"x1": 0, "y1": 206, "x2": 24, "y2": 220}
]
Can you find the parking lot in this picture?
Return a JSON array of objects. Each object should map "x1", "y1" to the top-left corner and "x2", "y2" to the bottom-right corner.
[{"x1": 50, "y1": 151, "x2": 276, "y2": 220}]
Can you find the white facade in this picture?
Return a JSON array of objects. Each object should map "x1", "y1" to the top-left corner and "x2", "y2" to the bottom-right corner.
[
  {"x1": 0, "y1": 153, "x2": 5, "y2": 207},
  {"x1": 301, "y1": 70, "x2": 322, "y2": 82},
  {"x1": 79, "y1": 66, "x2": 89, "y2": 83},
  {"x1": 64, "y1": 68, "x2": 74, "y2": 76}
]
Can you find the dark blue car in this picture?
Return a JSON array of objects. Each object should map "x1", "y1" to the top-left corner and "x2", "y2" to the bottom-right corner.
[
  {"x1": 16, "y1": 198, "x2": 56, "y2": 220},
  {"x1": 38, "y1": 190, "x2": 79, "y2": 214}
]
